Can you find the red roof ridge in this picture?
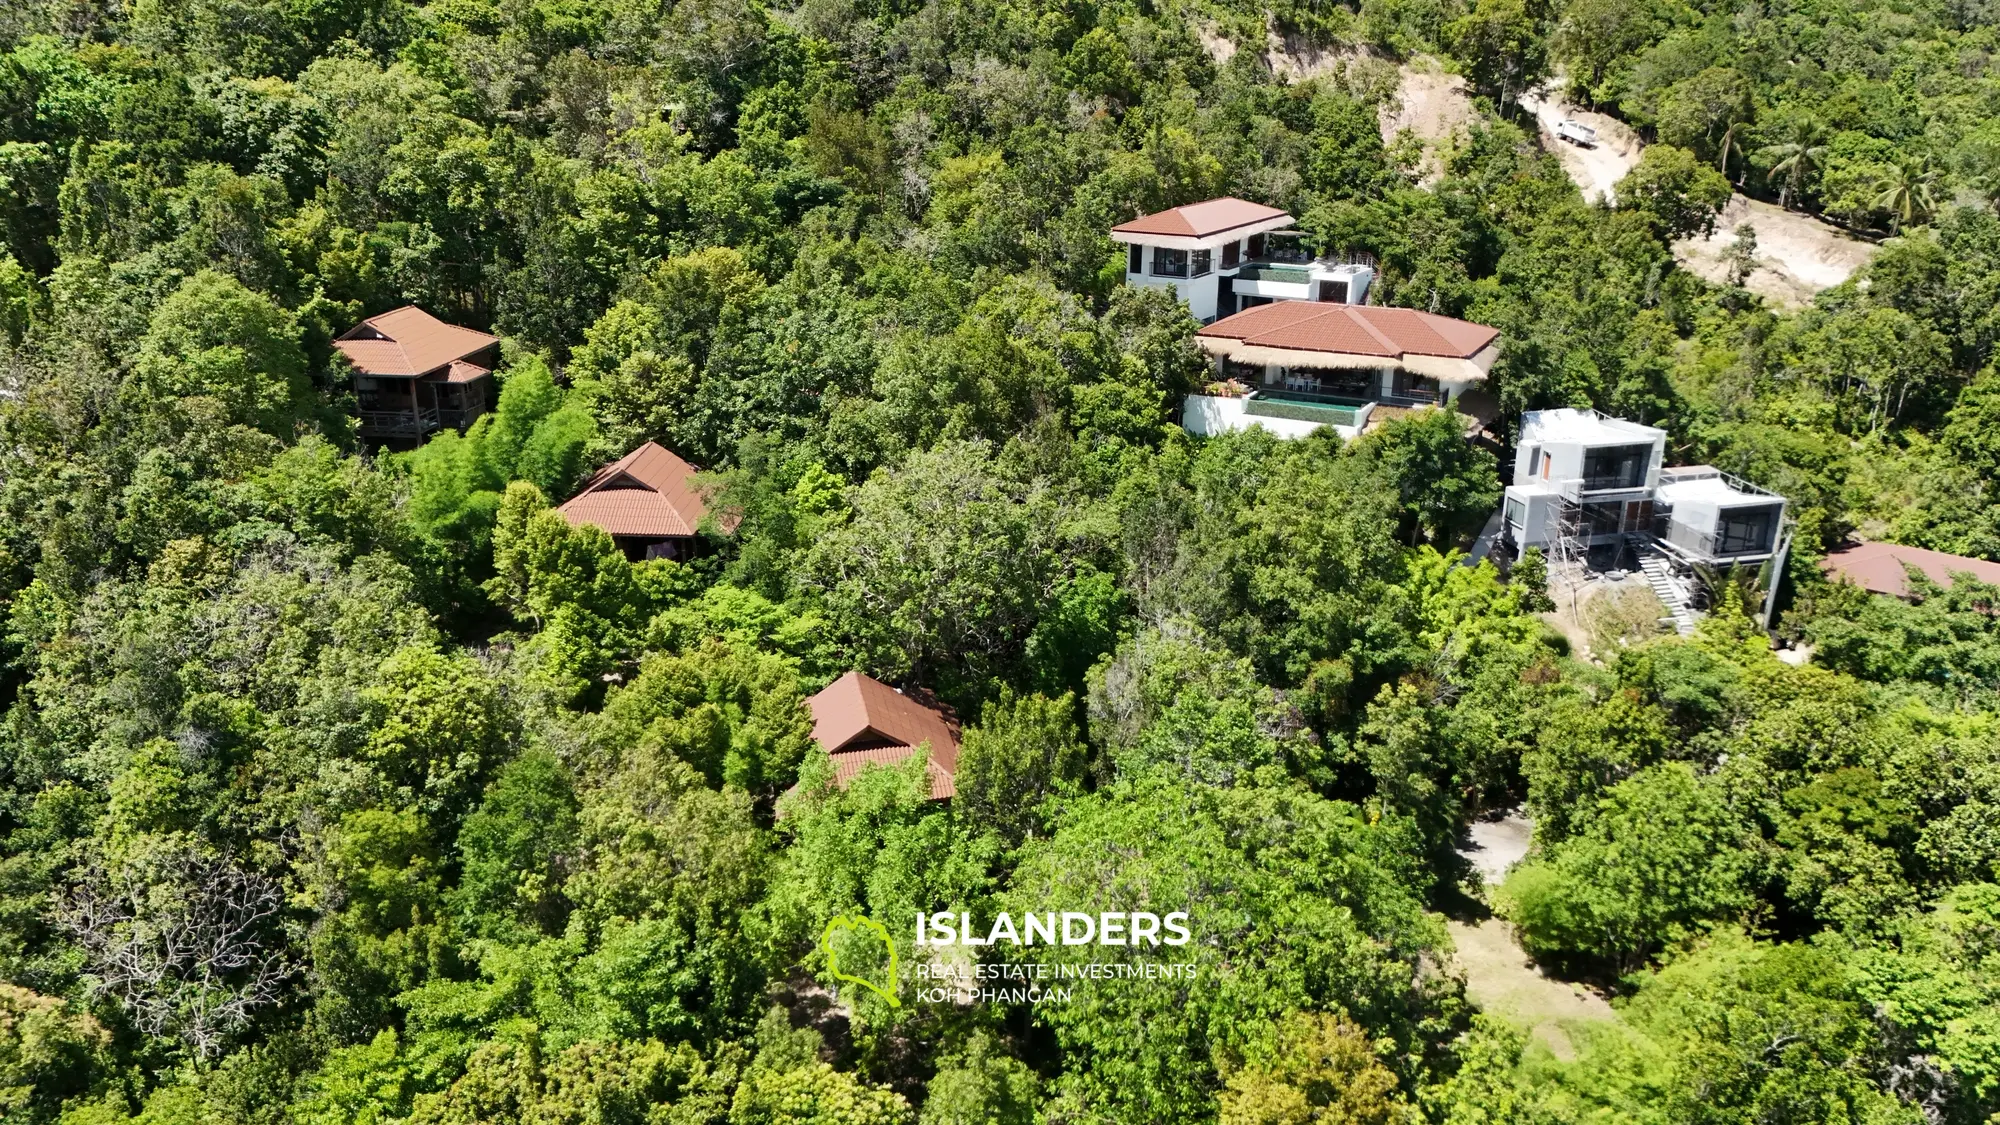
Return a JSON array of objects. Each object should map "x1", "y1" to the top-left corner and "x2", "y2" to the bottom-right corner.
[
  {"x1": 557, "y1": 441, "x2": 712, "y2": 540},
  {"x1": 806, "y1": 671, "x2": 961, "y2": 799},
  {"x1": 1339, "y1": 306, "x2": 1403, "y2": 354}
]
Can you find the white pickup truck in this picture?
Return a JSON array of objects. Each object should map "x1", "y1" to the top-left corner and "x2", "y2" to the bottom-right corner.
[{"x1": 1554, "y1": 120, "x2": 1598, "y2": 147}]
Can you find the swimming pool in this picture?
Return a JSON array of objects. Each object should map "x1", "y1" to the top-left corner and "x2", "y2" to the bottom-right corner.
[{"x1": 1243, "y1": 391, "x2": 1370, "y2": 428}]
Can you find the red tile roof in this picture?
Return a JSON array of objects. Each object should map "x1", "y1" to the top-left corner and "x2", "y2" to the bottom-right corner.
[
  {"x1": 1112, "y1": 197, "x2": 1292, "y2": 239},
  {"x1": 557, "y1": 442, "x2": 709, "y2": 540},
  {"x1": 808, "y1": 671, "x2": 960, "y2": 800},
  {"x1": 557, "y1": 490, "x2": 694, "y2": 538},
  {"x1": 334, "y1": 307, "x2": 499, "y2": 378},
  {"x1": 442, "y1": 359, "x2": 492, "y2": 384},
  {"x1": 1198, "y1": 301, "x2": 1500, "y2": 359},
  {"x1": 1819, "y1": 542, "x2": 2000, "y2": 599},
  {"x1": 828, "y1": 746, "x2": 959, "y2": 800}
]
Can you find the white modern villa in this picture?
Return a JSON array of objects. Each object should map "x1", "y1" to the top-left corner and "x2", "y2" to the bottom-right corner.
[
  {"x1": 1502, "y1": 409, "x2": 1791, "y2": 628},
  {"x1": 1114, "y1": 198, "x2": 1500, "y2": 439},
  {"x1": 1111, "y1": 197, "x2": 1376, "y2": 323}
]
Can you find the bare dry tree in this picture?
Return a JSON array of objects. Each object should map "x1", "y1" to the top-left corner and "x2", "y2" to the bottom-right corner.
[{"x1": 54, "y1": 851, "x2": 294, "y2": 1059}]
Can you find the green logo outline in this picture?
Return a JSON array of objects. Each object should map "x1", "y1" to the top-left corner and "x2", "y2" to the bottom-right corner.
[{"x1": 820, "y1": 914, "x2": 901, "y2": 1008}]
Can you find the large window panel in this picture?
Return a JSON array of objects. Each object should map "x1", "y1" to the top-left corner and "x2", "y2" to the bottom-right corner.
[
  {"x1": 1582, "y1": 444, "x2": 1652, "y2": 490},
  {"x1": 1716, "y1": 505, "x2": 1779, "y2": 555}
]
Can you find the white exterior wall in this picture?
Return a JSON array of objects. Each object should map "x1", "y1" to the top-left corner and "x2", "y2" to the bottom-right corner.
[
  {"x1": 1503, "y1": 487, "x2": 1563, "y2": 548},
  {"x1": 1124, "y1": 249, "x2": 1226, "y2": 322},
  {"x1": 1233, "y1": 276, "x2": 1310, "y2": 301},
  {"x1": 1182, "y1": 394, "x2": 1364, "y2": 440},
  {"x1": 1128, "y1": 270, "x2": 1216, "y2": 322},
  {"x1": 1658, "y1": 491, "x2": 1788, "y2": 554},
  {"x1": 1665, "y1": 498, "x2": 1722, "y2": 539},
  {"x1": 1511, "y1": 413, "x2": 1667, "y2": 490},
  {"x1": 1119, "y1": 227, "x2": 1375, "y2": 322}
]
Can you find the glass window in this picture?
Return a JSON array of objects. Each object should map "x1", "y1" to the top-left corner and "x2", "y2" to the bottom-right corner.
[
  {"x1": 1128, "y1": 244, "x2": 1143, "y2": 273},
  {"x1": 1391, "y1": 371, "x2": 1439, "y2": 402},
  {"x1": 1191, "y1": 249, "x2": 1212, "y2": 277},
  {"x1": 1716, "y1": 506, "x2": 1779, "y2": 555},
  {"x1": 1583, "y1": 501, "x2": 1624, "y2": 536},
  {"x1": 1152, "y1": 248, "x2": 1189, "y2": 277},
  {"x1": 1581, "y1": 444, "x2": 1652, "y2": 490},
  {"x1": 1222, "y1": 241, "x2": 1241, "y2": 268}
]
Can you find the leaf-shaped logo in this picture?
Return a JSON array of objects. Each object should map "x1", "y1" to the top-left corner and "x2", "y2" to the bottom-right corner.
[{"x1": 820, "y1": 914, "x2": 901, "y2": 1008}]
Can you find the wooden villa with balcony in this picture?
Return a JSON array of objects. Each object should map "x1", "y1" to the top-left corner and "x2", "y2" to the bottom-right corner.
[{"x1": 334, "y1": 307, "x2": 499, "y2": 443}]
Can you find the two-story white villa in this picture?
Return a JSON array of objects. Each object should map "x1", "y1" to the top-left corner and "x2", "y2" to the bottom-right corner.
[{"x1": 1111, "y1": 198, "x2": 1374, "y2": 323}]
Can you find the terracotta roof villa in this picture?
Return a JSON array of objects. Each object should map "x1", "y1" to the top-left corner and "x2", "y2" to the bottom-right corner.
[
  {"x1": 1107, "y1": 197, "x2": 1504, "y2": 441},
  {"x1": 1183, "y1": 301, "x2": 1503, "y2": 441},
  {"x1": 335, "y1": 306, "x2": 499, "y2": 442},
  {"x1": 1819, "y1": 541, "x2": 2000, "y2": 600},
  {"x1": 1196, "y1": 301, "x2": 1501, "y2": 382},
  {"x1": 557, "y1": 442, "x2": 714, "y2": 561},
  {"x1": 806, "y1": 671, "x2": 960, "y2": 800}
]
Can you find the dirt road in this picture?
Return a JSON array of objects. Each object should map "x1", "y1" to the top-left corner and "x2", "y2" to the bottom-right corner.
[
  {"x1": 1520, "y1": 84, "x2": 1876, "y2": 302},
  {"x1": 1450, "y1": 812, "x2": 1617, "y2": 1061},
  {"x1": 1518, "y1": 90, "x2": 1642, "y2": 204}
]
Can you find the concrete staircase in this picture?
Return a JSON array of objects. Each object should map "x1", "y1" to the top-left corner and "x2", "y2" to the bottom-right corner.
[{"x1": 1638, "y1": 549, "x2": 1697, "y2": 635}]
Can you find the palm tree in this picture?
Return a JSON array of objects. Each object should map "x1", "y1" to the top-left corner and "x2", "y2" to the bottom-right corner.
[
  {"x1": 1873, "y1": 157, "x2": 1942, "y2": 233},
  {"x1": 1717, "y1": 118, "x2": 1747, "y2": 182},
  {"x1": 1758, "y1": 119, "x2": 1828, "y2": 210}
]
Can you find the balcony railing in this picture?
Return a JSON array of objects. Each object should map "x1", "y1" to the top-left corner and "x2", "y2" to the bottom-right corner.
[
  {"x1": 358, "y1": 407, "x2": 440, "y2": 436},
  {"x1": 1658, "y1": 465, "x2": 1785, "y2": 499},
  {"x1": 1234, "y1": 265, "x2": 1313, "y2": 283},
  {"x1": 438, "y1": 406, "x2": 487, "y2": 431},
  {"x1": 1655, "y1": 518, "x2": 1776, "y2": 560},
  {"x1": 1581, "y1": 472, "x2": 1649, "y2": 491}
]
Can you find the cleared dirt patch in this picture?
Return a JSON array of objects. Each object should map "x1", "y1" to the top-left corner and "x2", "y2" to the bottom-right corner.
[
  {"x1": 1462, "y1": 813, "x2": 1533, "y2": 886},
  {"x1": 1380, "y1": 60, "x2": 1477, "y2": 181},
  {"x1": 1447, "y1": 917, "x2": 1617, "y2": 1061},
  {"x1": 1519, "y1": 83, "x2": 1875, "y2": 305},
  {"x1": 1674, "y1": 194, "x2": 1878, "y2": 308},
  {"x1": 1451, "y1": 811, "x2": 1617, "y2": 1060}
]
